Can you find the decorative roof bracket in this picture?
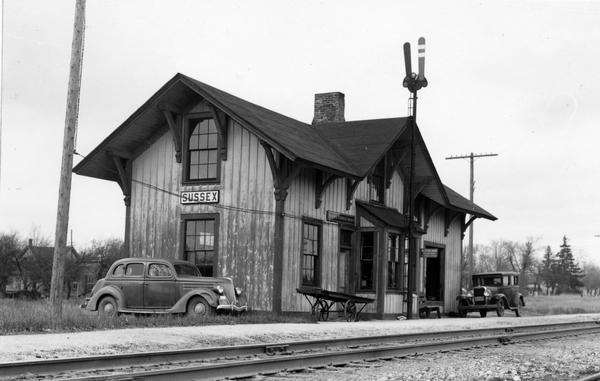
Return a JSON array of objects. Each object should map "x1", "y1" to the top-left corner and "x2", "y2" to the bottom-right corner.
[
  {"x1": 444, "y1": 209, "x2": 462, "y2": 237},
  {"x1": 346, "y1": 178, "x2": 361, "y2": 210},
  {"x1": 315, "y1": 172, "x2": 340, "y2": 209},
  {"x1": 158, "y1": 103, "x2": 182, "y2": 163},
  {"x1": 208, "y1": 104, "x2": 228, "y2": 161},
  {"x1": 109, "y1": 153, "x2": 130, "y2": 207}
]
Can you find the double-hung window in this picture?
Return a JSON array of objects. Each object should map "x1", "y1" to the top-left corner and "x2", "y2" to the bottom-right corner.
[
  {"x1": 359, "y1": 231, "x2": 375, "y2": 290},
  {"x1": 183, "y1": 215, "x2": 218, "y2": 276},
  {"x1": 388, "y1": 233, "x2": 401, "y2": 290},
  {"x1": 184, "y1": 115, "x2": 220, "y2": 183},
  {"x1": 301, "y1": 221, "x2": 321, "y2": 286}
]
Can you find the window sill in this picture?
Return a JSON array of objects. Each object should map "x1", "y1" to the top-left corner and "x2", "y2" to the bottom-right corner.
[{"x1": 182, "y1": 179, "x2": 221, "y2": 186}]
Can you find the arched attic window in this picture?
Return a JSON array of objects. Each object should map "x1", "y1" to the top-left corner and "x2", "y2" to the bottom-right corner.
[{"x1": 184, "y1": 115, "x2": 220, "y2": 183}]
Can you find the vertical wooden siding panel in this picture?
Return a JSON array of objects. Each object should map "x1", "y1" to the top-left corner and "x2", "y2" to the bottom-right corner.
[{"x1": 129, "y1": 120, "x2": 276, "y2": 312}]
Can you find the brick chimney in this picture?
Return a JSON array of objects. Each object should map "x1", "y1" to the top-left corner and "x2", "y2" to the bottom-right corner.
[{"x1": 312, "y1": 92, "x2": 345, "y2": 125}]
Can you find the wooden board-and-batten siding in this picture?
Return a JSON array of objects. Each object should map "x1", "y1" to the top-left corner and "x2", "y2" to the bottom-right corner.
[
  {"x1": 421, "y1": 211, "x2": 463, "y2": 313},
  {"x1": 130, "y1": 118, "x2": 276, "y2": 311},
  {"x1": 283, "y1": 167, "x2": 405, "y2": 315}
]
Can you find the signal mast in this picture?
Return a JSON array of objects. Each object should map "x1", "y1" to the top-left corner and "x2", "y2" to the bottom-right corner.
[{"x1": 403, "y1": 37, "x2": 428, "y2": 319}]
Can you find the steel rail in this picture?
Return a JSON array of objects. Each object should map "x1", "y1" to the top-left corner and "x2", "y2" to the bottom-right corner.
[
  {"x1": 1, "y1": 320, "x2": 599, "y2": 380},
  {"x1": 579, "y1": 372, "x2": 600, "y2": 381},
  {"x1": 74, "y1": 324, "x2": 600, "y2": 381}
]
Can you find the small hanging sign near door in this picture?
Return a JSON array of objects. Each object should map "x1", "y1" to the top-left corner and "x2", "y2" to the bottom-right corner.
[{"x1": 326, "y1": 211, "x2": 355, "y2": 225}]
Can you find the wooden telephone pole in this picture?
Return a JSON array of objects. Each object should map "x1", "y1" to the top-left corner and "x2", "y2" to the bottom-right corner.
[
  {"x1": 445, "y1": 152, "x2": 497, "y2": 286},
  {"x1": 50, "y1": 0, "x2": 86, "y2": 318}
]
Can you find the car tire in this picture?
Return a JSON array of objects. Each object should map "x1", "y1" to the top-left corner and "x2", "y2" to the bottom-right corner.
[
  {"x1": 496, "y1": 300, "x2": 505, "y2": 317},
  {"x1": 458, "y1": 300, "x2": 468, "y2": 318},
  {"x1": 98, "y1": 296, "x2": 118, "y2": 318},
  {"x1": 479, "y1": 309, "x2": 487, "y2": 318},
  {"x1": 186, "y1": 297, "x2": 214, "y2": 317}
]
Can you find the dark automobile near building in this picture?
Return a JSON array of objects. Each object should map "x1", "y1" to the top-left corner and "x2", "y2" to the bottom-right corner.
[
  {"x1": 82, "y1": 257, "x2": 247, "y2": 317},
  {"x1": 457, "y1": 272, "x2": 525, "y2": 318}
]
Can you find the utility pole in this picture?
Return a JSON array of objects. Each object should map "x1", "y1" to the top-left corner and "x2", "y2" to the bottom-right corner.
[
  {"x1": 445, "y1": 152, "x2": 497, "y2": 287},
  {"x1": 50, "y1": 0, "x2": 86, "y2": 319}
]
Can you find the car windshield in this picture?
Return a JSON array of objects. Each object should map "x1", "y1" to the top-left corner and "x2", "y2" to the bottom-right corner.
[
  {"x1": 473, "y1": 275, "x2": 503, "y2": 287},
  {"x1": 174, "y1": 263, "x2": 202, "y2": 277}
]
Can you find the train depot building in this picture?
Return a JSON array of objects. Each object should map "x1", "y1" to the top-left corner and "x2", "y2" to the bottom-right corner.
[{"x1": 74, "y1": 73, "x2": 495, "y2": 318}]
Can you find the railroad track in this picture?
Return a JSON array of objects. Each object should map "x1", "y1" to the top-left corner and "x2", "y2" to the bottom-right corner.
[{"x1": 2, "y1": 320, "x2": 600, "y2": 380}]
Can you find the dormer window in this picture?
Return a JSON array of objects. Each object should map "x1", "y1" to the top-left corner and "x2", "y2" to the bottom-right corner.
[{"x1": 184, "y1": 114, "x2": 220, "y2": 183}]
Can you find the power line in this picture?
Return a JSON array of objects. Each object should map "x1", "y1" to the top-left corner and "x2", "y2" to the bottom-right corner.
[{"x1": 446, "y1": 152, "x2": 498, "y2": 287}]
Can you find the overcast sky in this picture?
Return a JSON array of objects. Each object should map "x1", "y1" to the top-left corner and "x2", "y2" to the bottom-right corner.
[{"x1": 1, "y1": 0, "x2": 599, "y2": 265}]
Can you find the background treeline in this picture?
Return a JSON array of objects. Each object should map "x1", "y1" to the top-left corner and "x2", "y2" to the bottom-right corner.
[
  {"x1": 0, "y1": 232, "x2": 126, "y2": 298},
  {"x1": 462, "y1": 235, "x2": 599, "y2": 295}
]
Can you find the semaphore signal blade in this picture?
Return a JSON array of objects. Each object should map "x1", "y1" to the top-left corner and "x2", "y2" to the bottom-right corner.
[
  {"x1": 403, "y1": 42, "x2": 412, "y2": 80},
  {"x1": 418, "y1": 37, "x2": 426, "y2": 80}
]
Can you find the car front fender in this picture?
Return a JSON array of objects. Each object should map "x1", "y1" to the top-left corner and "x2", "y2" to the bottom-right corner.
[
  {"x1": 172, "y1": 289, "x2": 220, "y2": 313},
  {"x1": 491, "y1": 293, "x2": 508, "y2": 306},
  {"x1": 87, "y1": 285, "x2": 124, "y2": 311},
  {"x1": 518, "y1": 293, "x2": 526, "y2": 307}
]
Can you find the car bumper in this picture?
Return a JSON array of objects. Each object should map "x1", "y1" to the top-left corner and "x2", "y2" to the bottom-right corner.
[
  {"x1": 459, "y1": 303, "x2": 497, "y2": 312},
  {"x1": 216, "y1": 304, "x2": 248, "y2": 313},
  {"x1": 80, "y1": 298, "x2": 90, "y2": 309}
]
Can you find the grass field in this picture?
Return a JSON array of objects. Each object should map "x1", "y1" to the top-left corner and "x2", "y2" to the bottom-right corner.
[
  {"x1": 0, "y1": 297, "x2": 312, "y2": 335},
  {"x1": 522, "y1": 294, "x2": 600, "y2": 316},
  {"x1": 1, "y1": 295, "x2": 599, "y2": 335}
]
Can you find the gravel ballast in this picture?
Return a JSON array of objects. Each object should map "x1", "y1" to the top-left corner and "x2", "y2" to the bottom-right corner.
[{"x1": 1, "y1": 313, "x2": 599, "y2": 364}]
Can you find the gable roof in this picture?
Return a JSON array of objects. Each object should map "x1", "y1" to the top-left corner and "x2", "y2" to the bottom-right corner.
[
  {"x1": 317, "y1": 118, "x2": 408, "y2": 176},
  {"x1": 22, "y1": 246, "x2": 79, "y2": 259},
  {"x1": 73, "y1": 73, "x2": 494, "y2": 221}
]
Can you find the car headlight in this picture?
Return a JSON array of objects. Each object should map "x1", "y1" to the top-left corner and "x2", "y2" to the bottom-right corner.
[
  {"x1": 235, "y1": 287, "x2": 243, "y2": 296},
  {"x1": 484, "y1": 290, "x2": 491, "y2": 297},
  {"x1": 466, "y1": 292, "x2": 473, "y2": 298},
  {"x1": 213, "y1": 285, "x2": 224, "y2": 294}
]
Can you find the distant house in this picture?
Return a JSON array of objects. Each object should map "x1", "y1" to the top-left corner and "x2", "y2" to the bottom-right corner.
[
  {"x1": 74, "y1": 73, "x2": 496, "y2": 317},
  {"x1": 6, "y1": 240, "x2": 99, "y2": 298}
]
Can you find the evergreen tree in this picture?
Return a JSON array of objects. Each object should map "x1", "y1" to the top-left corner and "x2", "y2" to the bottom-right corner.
[
  {"x1": 555, "y1": 236, "x2": 583, "y2": 293},
  {"x1": 540, "y1": 245, "x2": 558, "y2": 294}
]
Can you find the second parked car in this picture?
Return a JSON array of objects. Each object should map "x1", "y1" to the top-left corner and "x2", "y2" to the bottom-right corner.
[
  {"x1": 457, "y1": 271, "x2": 525, "y2": 318},
  {"x1": 82, "y1": 257, "x2": 247, "y2": 317}
]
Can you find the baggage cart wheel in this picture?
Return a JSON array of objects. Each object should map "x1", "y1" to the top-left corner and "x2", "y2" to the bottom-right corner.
[
  {"x1": 318, "y1": 300, "x2": 330, "y2": 321},
  {"x1": 344, "y1": 301, "x2": 357, "y2": 322}
]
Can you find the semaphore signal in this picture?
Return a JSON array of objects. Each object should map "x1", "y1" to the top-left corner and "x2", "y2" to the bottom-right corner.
[{"x1": 402, "y1": 37, "x2": 428, "y2": 319}]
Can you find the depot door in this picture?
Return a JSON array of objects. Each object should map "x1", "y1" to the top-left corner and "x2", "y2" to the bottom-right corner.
[
  {"x1": 337, "y1": 229, "x2": 354, "y2": 293},
  {"x1": 423, "y1": 246, "x2": 444, "y2": 302}
]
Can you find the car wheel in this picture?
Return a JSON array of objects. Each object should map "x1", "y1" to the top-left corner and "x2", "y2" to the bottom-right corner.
[
  {"x1": 186, "y1": 297, "x2": 214, "y2": 317},
  {"x1": 496, "y1": 300, "x2": 505, "y2": 317},
  {"x1": 458, "y1": 300, "x2": 468, "y2": 318},
  {"x1": 479, "y1": 309, "x2": 487, "y2": 318},
  {"x1": 98, "y1": 296, "x2": 117, "y2": 318}
]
